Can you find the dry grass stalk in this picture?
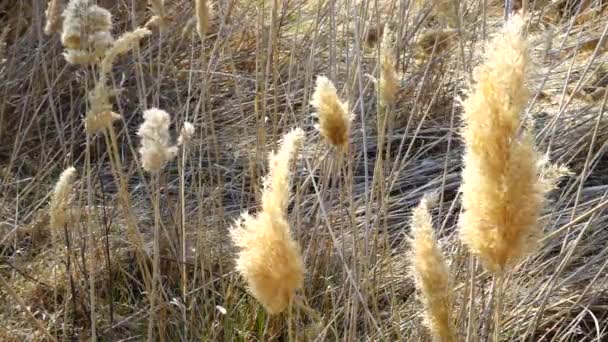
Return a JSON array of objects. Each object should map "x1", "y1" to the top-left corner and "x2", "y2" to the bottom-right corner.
[
  {"x1": 409, "y1": 195, "x2": 456, "y2": 342},
  {"x1": 459, "y1": 15, "x2": 545, "y2": 274},
  {"x1": 195, "y1": 0, "x2": 210, "y2": 39},
  {"x1": 378, "y1": 26, "x2": 399, "y2": 107},
  {"x1": 231, "y1": 128, "x2": 305, "y2": 314},
  {"x1": 137, "y1": 108, "x2": 178, "y2": 173},
  {"x1": 44, "y1": 0, "x2": 63, "y2": 35},
  {"x1": 49, "y1": 166, "x2": 77, "y2": 231},
  {"x1": 310, "y1": 76, "x2": 351, "y2": 149},
  {"x1": 0, "y1": 26, "x2": 10, "y2": 64}
]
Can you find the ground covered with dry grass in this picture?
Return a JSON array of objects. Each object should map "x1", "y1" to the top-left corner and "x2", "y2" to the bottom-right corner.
[{"x1": 1, "y1": 0, "x2": 608, "y2": 341}]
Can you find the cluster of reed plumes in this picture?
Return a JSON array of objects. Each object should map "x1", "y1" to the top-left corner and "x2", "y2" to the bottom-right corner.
[
  {"x1": 406, "y1": 15, "x2": 571, "y2": 341},
  {"x1": 5, "y1": 0, "x2": 604, "y2": 339}
]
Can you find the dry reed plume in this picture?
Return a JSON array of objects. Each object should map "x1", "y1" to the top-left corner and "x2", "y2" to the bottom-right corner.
[
  {"x1": 310, "y1": 76, "x2": 351, "y2": 149},
  {"x1": 231, "y1": 128, "x2": 305, "y2": 314},
  {"x1": 177, "y1": 122, "x2": 195, "y2": 146},
  {"x1": 379, "y1": 26, "x2": 399, "y2": 107},
  {"x1": 49, "y1": 166, "x2": 77, "y2": 230},
  {"x1": 44, "y1": 0, "x2": 63, "y2": 35},
  {"x1": 85, "y1": 28, "x2": 151, "y2": 134},
  {"x1": 409, "y1": 195, "x2": 456, "y2": 342},
  {"x1": 61, "y1": 0, "x2": 113, "y2": 64},
  {"x1": 459, "y1": 15, "x2": 545, "y2": 273},
  {"x1": 137, "y1": 108, "x2": 178, "y2": 172},
  {"x1": 195, "y1": 0, "x2": 210, "y2": 39}
]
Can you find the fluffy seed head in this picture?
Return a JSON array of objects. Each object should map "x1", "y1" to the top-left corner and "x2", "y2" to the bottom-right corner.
[
  {"x1": 61, "y1": 1, "x2": 112, "y2": 50},
  {"x1": 147, "y1": 0, "x2": 168, "y2": 29},
  {"x1": 379, "y1": 26, "x2": 399, "y2": 106},
  {"x1": 85, "y1": 82, "x2": 120, "y2": 134},
  {"x1": 195, "y1": 0, "x2": 210, "y2": 39},
  {"x1": 310, "y1": 76, "x2": 351, "y2": 148},
  {"x1": 261, "y1": 128, "x2": 304, "y2": 215},
  {"x1": 137, "y1": 108, "x2": 178, "y2": 172},
  {"x1": 61, "y1": 0, "x2": 113, "y2": 65},
  {"x1": 231, "y1": 128, "x2": 305, "y2": 314},
  {"x1": 409, "y1": 195, "x2": 456, "y2": 342},
  {"x1": 100, "y1": 28, "x2": 151, "y2": 79},
  {"x1": 459, "y1": 15, "x2": 544, "y2": 273},
  {"x1": 44, "y1": 0, "x2": 64, "y2": 35},
  {"x1": 50, "y1": 167, "x2": 77, "y2": 230},
  {"x1": 177, "y1": 122, "x2": 195, "y2": 146},
  {"x1": 63, "y1": 49, "x2": 97, "y2": 65}
]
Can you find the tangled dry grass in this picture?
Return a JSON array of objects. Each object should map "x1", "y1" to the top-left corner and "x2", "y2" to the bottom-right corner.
[{"x1": 1, "y1": 0, "x2": 608, "y2": 341}]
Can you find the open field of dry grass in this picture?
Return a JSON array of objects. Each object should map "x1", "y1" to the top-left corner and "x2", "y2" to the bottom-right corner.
[{"x1": 1, "y1": 0, "x2": 608, "y2": 340}]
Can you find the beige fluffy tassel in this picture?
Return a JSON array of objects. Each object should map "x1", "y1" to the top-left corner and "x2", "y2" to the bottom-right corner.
[
  {"x1": 459, "y1": 15, "x2": 545, "y2": 273},
  {"x1": 310, "y1": 76, "x2": 352, "y2": 149},
  {"x1": 137, "y1": 108, "x2": 178, "y2": 173},
  {"x1": 50, "y1": 167, "x2": 77, "y2": 230},
  {"x1": 409, "y1": 195, "x2": 456, "y2": 342},
  {"x1": 231, "y1": 128, "x2": 305, "y2": 314},
  {"x1": 195, "y1": 0, "x2": 210, "y2": 39},
  {"x1": 378, "y1": 26, "x2": 399, "y2": 106},
  {"x1": 44, "y1": 0, "x2": 64, "y2": 35}
]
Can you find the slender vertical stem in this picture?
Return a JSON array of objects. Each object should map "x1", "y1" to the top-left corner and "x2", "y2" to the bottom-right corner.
[
  {"x1": 493, "y1": 274, "x2": 504, "y2": 342},
  {"x1": 85, "y1": 134, "x2": 97, "y2": 341},
  {"x1": 148, "y1": 172, "x2": 161, "y2": 341},
  {"x1": 466, "y1": 256, "x2": 476, "y2": 342}
]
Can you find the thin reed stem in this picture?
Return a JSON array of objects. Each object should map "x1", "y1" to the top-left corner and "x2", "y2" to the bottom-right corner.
[
  {"x1": 84, "y1": 133, "x2": 97, "y2": 341},
  {"x1": 148, "y1": 172, "x2": 161, "y2": 341},
  {"x1": 493, "y1": 274, "x2": 504, "y2": 342}
]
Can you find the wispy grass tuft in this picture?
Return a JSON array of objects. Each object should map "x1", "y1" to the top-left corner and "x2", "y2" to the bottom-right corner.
[
  {"x1": 49, "y1": 166, "x2": 77, "y2": 232},
  {"x1": 409, "y1": 194, "x2": 456, "y2": 342},
  {"x1": 310, "y1": 76, "x2": 351, "y2": 150},
  {"x1": 231, "y1": 128, "x2": 305, "y2": 314},
  {"x1": 459, "y1": 15, "x2": 545, "y2": 274}
]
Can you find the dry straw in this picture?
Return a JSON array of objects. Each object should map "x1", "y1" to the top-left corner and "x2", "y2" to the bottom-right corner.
[
  {"x1": 310, "y1": 76, "x2": 351, "y2": 149},
  {"x1": 459, "y1": 15, "x2": 545, "y2": 274},
  {"x1": 409, "y1": 195, "x2": 456, "y2": 342},
  {"x1": 231, "y1": 128, "x2": 305, "y2": 314},
  {"x1": 137, "y1": 108, "x2": 178, "y2": 173},
  {"x1": 50, "y1": 166, "x2": 77, "y2": 230}
]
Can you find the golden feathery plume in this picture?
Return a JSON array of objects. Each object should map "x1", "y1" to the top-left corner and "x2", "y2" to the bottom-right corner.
[
  {"x1": 459, "y1": 15, "x2": 545, "y2": 273},
  {"x1": 195, "y1": 0, "x2": 210, "y2": 39},
  {"x1": 379, "y1": 26, "x2": 399, "y2": 106},
  {"x1": 44, "y1": 0, "x2": 64, "y2": 35},
  {"x1": 310, "y1": 76, "x2": 351, "y2": 149},
  {"x1": 409, "y1": 194, "x2": 456, "y2": 342},
  {"x1": 231, "y1": 128, "x2": 305, "y2": 314},
  {"x1": 137, "y1": 108, "x2": 178, "y2": 173},
  {"x1": 50, "y1": 167, "x2": 77, "y2": 230}
]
